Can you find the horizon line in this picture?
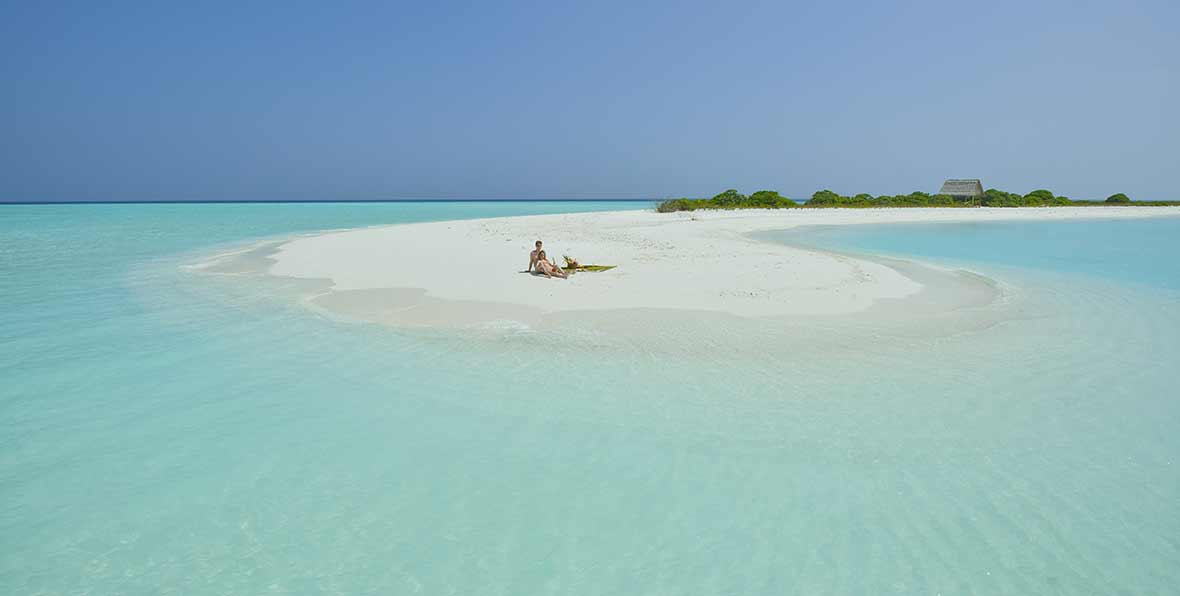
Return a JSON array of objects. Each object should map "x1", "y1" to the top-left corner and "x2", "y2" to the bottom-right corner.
[{"x1": 0, "y1": 198, "x2": 662, "y2": 206}]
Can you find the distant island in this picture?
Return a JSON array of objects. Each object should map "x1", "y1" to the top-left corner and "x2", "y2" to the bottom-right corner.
[{"x1": 657, "y1": 188, "x2": 1179, "y2": 212}]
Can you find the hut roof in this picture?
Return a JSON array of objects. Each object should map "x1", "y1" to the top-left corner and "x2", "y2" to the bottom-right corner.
[{"x1": 939, "y1": 179, "x2": 984, "y2": 197}]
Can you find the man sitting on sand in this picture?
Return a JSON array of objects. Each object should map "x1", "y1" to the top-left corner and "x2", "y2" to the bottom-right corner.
[
  {"x1": 527, "y1": 240, "x2": 543, "y2": 272},
  {"x1": 526, "y1": 240, "x2": 567, "y2": 279}
]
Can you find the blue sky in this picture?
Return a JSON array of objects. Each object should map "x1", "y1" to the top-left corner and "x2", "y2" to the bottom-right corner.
[{"x1": 1, "y1": 0, "x2": 1176, "y2": 201}]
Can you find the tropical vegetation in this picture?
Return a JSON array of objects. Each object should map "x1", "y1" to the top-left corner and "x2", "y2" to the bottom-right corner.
[
  {"x1": 655, "y1": 189, "x2": 797, "y2": 212},
  {"x1": 656, "y1": 188, "x2": 1177, "y2": 212}
]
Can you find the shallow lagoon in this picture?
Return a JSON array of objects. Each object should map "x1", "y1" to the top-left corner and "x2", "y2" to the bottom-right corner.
[{"x1": 2, "y1": 204, "x2": 1178, "y2": 594}]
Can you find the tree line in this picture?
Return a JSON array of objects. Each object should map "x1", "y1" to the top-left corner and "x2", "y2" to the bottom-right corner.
[{"x1": 656, "y1": 189, "x2": 1170, "y2": 212}]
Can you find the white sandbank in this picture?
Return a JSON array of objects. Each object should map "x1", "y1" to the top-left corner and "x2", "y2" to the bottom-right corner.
[{"x1": 262, "y1": 206, "x2": 1180, "y2": 328}]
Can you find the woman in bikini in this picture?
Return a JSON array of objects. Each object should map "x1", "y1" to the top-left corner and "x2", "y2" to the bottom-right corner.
[{"x1": 534, "y1": 250, "x2": 568, "y2": 279}]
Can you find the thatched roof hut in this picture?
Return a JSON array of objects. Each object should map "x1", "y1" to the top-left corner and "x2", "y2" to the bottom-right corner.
[{"x1": 939, "y1": 179, "x2": 984, "y2": 197}]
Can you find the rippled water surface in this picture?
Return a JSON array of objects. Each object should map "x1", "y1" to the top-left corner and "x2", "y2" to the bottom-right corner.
[{"x1": 2, "y1": 204, "x2": 1178, "y2": 594}]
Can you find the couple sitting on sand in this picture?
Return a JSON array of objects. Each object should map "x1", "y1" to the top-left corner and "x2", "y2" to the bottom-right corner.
[{"x1": 526, "y1": 240, "x2": 568, "y2": 279}]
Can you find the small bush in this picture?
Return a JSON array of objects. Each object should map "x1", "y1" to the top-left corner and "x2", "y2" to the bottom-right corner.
[
  {"x1": 748, "y1": 190, "x2": 797, "y2": 208},
  {"x1": 711, "y1": 189, "x2": 747, "y2": 206}
]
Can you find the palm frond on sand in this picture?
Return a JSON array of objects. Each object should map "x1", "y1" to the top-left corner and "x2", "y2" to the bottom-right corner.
[{"x1": 562, "y1": 255, "x2": 615, "y2": 273}]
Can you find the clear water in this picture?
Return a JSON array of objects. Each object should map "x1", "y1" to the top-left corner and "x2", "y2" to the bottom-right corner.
[
  {"x1": 793, "y1": 218, "x2": 1180, "y2": 292},
  {"x1": 2, "y1": 204, "x2": 1178, "y2": 594}
]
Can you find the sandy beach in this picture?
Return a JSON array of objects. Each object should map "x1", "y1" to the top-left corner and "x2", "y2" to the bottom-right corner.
[{"x1": 251, "y1": 206, "x2": 1180, "y2": 328}]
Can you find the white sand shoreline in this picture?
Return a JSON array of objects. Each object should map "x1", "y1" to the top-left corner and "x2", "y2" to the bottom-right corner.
[{"x1": 247, "y1": 206, "x2": 1179, "y2": 328}]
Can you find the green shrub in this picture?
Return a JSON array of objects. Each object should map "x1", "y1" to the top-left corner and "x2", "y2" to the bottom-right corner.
[
  {"x1": 657, "y1": 188, "x2": 1166, "y2": 213},
  {"x1": 983, "y1": 188, "x2": 1018, "y2": 207},
  {"x1": 1021, "y1": 189, "x2": 1051, "y2": 206},
  {"x1": 656, "y1": 198, "x2": 697, "y2": 212},
  {"x1": 656, "y1": 190, "x2": 797, "y2": 212},
  {"x1": 711, "y1": 189, "x2": 747, "y2": 206},
  {"x1": 807, "y1": 190, "x2": 841, "y2": 206},
  {"x1": 748, "y1": 190, "x2": 797, "y2": 208},
  {"x1": 805, "y1": 189, "x2": 973, "y2": 208}
]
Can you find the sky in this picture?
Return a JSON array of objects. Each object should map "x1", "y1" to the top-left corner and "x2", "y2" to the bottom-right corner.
[{"x1": 1, "y1": 0, "x2": 1177, "y2": 202}]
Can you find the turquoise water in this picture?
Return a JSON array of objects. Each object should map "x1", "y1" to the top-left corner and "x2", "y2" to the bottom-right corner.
[
  {"x1": 793, "y1": 218, "x2": 1180, "y2": 292},
  {"x1": 2, "y1": 204, "x2": 1179, "y2": 594}
]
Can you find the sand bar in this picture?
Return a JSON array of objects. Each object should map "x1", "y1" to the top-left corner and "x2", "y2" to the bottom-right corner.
[{"x1": 259, "y1": 206, "x2": 1180, "y2": 327}]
